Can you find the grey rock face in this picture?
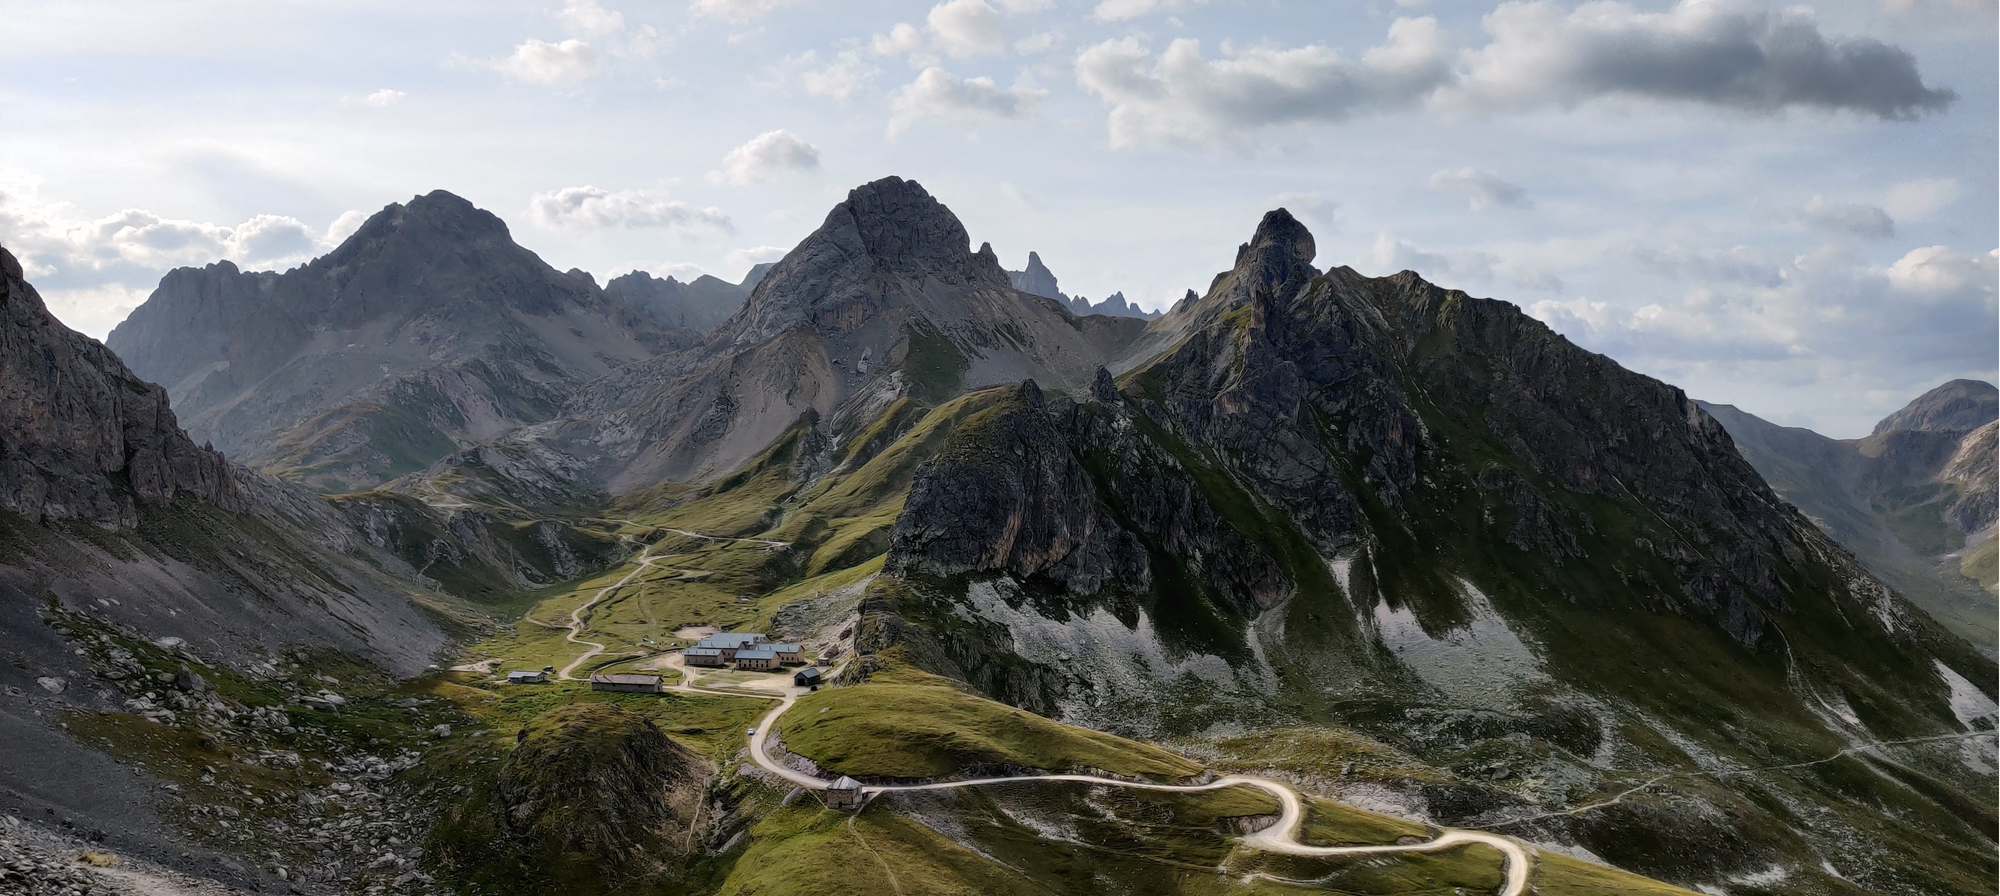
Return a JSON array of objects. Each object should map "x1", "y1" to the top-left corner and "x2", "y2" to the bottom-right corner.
[
  {"x1": 1872, "y1": 378, "x2": 1997, "y2": 436},
  {"x1": 1007, "y1": 251, "x2": 1065, "y2": 301},
  {"x1": 105, "y1": 190, "x2": 676, "y2": 492},
  {"x1": 0, "y1": 245, "x2": 241, "y2": 529},
  {"x1": 604, "y1": 270, "x2": 750, "y2": 334}
]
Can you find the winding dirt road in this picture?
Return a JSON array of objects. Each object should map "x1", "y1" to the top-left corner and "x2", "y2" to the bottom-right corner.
[
  {"x1": 553, "y1": 540, "x2": 1531, "y2": 892},
  {"x1": 680, "y1": 678, "x2": 1533, "y2": 895},
  {"x1": 555, "y1": 548, "x2": 665, "y2": 680}
]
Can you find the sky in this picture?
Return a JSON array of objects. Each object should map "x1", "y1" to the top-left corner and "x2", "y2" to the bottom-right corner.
[{"x1": 1, "y1": 0, "x2": 1993, "y2": 437}]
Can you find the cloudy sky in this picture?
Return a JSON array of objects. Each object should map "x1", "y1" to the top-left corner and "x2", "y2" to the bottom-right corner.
[{"x1": 3, "y1": 0, "x2": 1993, "y2": 436}]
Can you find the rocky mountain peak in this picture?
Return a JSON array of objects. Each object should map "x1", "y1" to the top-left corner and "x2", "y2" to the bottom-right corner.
[
  {"x1": 1872, "y1": 378, "x2": 1998, "y2": 436},
  {"x1": 325, "y1": 190, "x2": 511, "y2": 264},
  {"x1": 724, "y1": 176, "x2": 1011, "y2": 341},
  {"x1": 1010, "y1": 251, "x2": 1065, "y2": 300},
  {"x1": 1235, "y1": 208, "x2": 1317, "y2": 288},
  {"x1": 835, "y1": 176, "x2": 1002, "y2": 284}
]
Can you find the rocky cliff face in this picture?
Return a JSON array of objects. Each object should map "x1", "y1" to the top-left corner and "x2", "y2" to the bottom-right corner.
[
  {"x1": 0, "y1": 245, "x2": 241, "y2": 529},
  {"x1": 548, "y1": 177, "x2": 1148, "y2": 489},
  {"x1": 105, "y1": 191, "x2": 676, "y2": 493},
  {"x1": 1703, "y1": 379, "x2": 1999, "y2": 647}
]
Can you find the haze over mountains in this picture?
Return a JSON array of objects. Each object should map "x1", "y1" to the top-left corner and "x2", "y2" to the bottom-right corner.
[
  {"x1": 1, "y1": 178, "x2": 1994, "y2": 896},
  {"x1": 1702, "y1": 380, "x2": 1998, "y2": 649}
]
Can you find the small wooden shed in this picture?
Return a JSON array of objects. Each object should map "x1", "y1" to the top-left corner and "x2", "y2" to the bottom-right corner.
[{"x1": 792, "y1": 666, "x2": 823, "y2": 688}]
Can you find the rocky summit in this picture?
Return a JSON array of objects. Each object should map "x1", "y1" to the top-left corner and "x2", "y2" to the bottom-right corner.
[
  {"x1": 106, "y1": 190, "x2": 677, "y2": 494},
  {"x1": 0, "y1": 180, "x2": 1993, "y2": 896}
]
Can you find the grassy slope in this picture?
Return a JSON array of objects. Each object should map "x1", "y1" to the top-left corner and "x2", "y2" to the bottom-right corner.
[{"x1": 781, "y1": 667, "x2": 1200, "y2": 780}]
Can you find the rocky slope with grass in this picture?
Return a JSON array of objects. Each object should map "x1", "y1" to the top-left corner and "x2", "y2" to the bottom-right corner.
[
  {"x1": 1701, "y1": 379, "x2": 1998, "y2": 649},
  {"x1": 105, "y1": 191, "x2": 680, "y2": 493}
]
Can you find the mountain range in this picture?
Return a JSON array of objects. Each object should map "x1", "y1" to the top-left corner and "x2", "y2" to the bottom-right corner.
[
  {"x1": 105, "y1": 191, "x2": 679, "y2": 494},
  {"x1": 0, "y1": 178, "x2": 1993, "y2": 896},
  {"x1": 1007, "y1": 250, "x2": 1162, "y2": 319}
]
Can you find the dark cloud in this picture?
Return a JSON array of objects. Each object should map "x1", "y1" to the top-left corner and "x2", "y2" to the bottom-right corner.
[{"x1": 1459, "y1": 0, "x2": 1957, "y2": 120}]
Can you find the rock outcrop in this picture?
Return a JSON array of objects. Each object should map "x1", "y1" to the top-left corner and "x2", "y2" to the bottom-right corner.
[{"x1": 0, "y1": 245, "x2": 241, "y2": 529}]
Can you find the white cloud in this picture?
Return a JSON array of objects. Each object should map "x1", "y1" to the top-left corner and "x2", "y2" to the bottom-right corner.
[
  {"x1": 326, "y1": 210, "x2": 369, "y2": 246},
  {"x1": 528, "y1": 185, "x2": 732, "y2": 233},
  {"x1": 993, "y1": 0, "x2": 1053, "y2": 10},
  {"x1": 1534, "y1": 242, "x2": 1997, "y2": 381},
  {"x1": 555, "y1": 0, "x2": 623, "y2": 37},
  {"x1": 1073, "y1": 2, "x2": 1957, "y2": 148},
  {"x1": 1270, "y1": 192, "x2": 1340, "y2": 231},
  {"x1": 627, "y1": 24, "x2": 665, "y2": 57},
  {"x1": 1885, "y1": 245, "x2": 1998, "y2": 294},
  {"x1": 724, "y1": 244, "x2": 788, "y2": 275},
  {"x1": 1450, "y1": 0, "x2": 1956, "y2": 119},
  {"x1": 641, "y1": 261, "x2": 711, "y2": 282},
  {"x1": 1361, "y1": 232, "x2": 1562, "y2": 292},
  {"x1": 689, "y1": 0, "x2": 791, "y2": 22},
  {"x1": 1882, "y1": 177, "x2": 1960, "y2": 221},
  {"x1": 0, "y1": 172, "x2": 336, "y2": 278},
  {"x1": 1092, "y1": 0, "x2": 1170, "y2": 22},
  {"x1": 1015, "y1": 31, "x2": 1059, "y2": 55},
  {"x1": 1074, "y1": 20, "x2": 1452, "y2": 148},
  {"x1": 363, "y1": 88, "x2": 405, "y2": 106},
  {"x1": 710, "y1": 130, "x2": 821, "y2": 185},
  {"x1": 888, "y1": 67, "x2": 1045, "y2": 137},
  {"x1": 0, "y1": 171, "x2": 354, "y2": 334},
  {"x1": 493, "y1": 38, "x2": 599, "y2": 86},
  {"x1": 796, "y1": 50, "x2": 878, "y2": 100},
  {"x1": 1799, "y1": 195, "x2": 1894, "y2": 238},
  {"x1": 1428, "y1": 167, "x2": 1530, "y2": 211},
  {"x1": 928, "y1": 0, "x2": 1007, "y2": 58},
  {"x1": 872, "y1": 23, "x2": 926, "y2": 57}
]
